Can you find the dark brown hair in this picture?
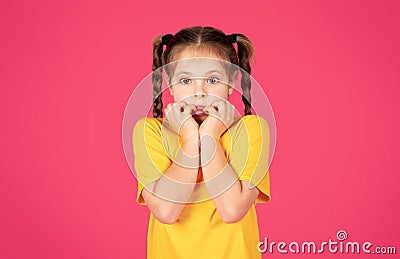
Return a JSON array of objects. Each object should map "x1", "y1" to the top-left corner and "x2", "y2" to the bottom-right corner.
[{"x1": 151, "y1": 26, "x2": 255, "y2": 118}]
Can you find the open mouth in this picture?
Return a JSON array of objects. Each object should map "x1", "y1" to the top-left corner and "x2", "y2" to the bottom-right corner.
[{"x1": 192, "y1": 105, "x2": 206, "y2": 115}]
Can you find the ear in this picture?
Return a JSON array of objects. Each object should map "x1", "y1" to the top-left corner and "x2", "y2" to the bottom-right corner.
[
  {"x1": 228, "y1": 77, "x2": 237, "y2": 96},
  {"x1": 228, "y1": 86, "x2": 234, "y2": 95}
]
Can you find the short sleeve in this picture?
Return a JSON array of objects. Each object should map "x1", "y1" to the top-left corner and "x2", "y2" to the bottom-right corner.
[
  {"x1": 229, "y1": 115, "x2": 271, "y2": 204},
  {"x1": 132, "y1": 117, "x2": 172, "y2": 205}
]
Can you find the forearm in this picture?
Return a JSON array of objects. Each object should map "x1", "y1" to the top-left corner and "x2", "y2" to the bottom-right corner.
[
  {"x1": 143, "y1": 138, "x2": 199, "y2": 223},
  {"x1": 200, "y1": 135, "x2": 256, "y2": 223}
]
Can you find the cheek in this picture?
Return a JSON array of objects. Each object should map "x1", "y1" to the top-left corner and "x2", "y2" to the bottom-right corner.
[
  {"x1": 171, "y1": 90, "x2": 191, "y2": 102},
  {"x1": 214, "y1": 88, "x2": 230, "y2": 99}
]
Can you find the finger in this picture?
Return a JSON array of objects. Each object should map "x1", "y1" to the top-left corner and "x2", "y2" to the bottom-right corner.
[
  {"x1": 204, "y1": 100, "x2": 225, "y2": 116},
  {"x1": 227, "y1": 102, "x2": 235, "y2": 117},
  {"x1": 224, "y1": 102, "x2": 235, "y2": 119},
  {"x1": 172, "y1": 101, "x2": 187, "y2": 122},
  {"x1": 183, "y1": 104, "x2": 197, "y2": 115},
  {"x1": 211, "y1": 100, "x2": 228, "y2": 113},
  {"x1": 174, "y1": 101, "x2": 187, "y2": 112},
  {"x1": 218, "y1": 101, "x2": 228, "y2": 116},
  {"x1": 165, "y1": 103, "x2": 173, "y2": 113},
  {"x1": 203, "y1": 105, "x2": 219, "y2": 117},
  {"x1": 164, "y1": 104, "x2": 170, "y2": 115},
  {"x1": 165, "y1": 104, "x2": 174, "y2": 118},
  {"x1": 220, "y1": 100, "x2": 234, "y2": 120}
]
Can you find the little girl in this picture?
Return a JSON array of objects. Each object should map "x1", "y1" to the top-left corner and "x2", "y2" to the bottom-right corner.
[{"x1": 133, "y1": 26, "x2": 271, "y2": 259}]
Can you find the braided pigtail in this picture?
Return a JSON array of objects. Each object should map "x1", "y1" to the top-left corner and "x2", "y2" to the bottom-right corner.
[
  {"x1": 234, "y1": 33, "x2": 255, "y2": 115},
  {"x1": 152, "y1": 34, "x2": 172, "y2": 118},
  {"x1": 151, "y1": 36, "x2": 164, "y2": 118}
]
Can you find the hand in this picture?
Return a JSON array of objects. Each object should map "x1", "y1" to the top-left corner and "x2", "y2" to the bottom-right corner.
[
  {"x1": 164, "y1": 102, "x2": 199, "y2": 141},
  {"x1": 199, "y1": 100, "x2": 235, "y2": 139}
]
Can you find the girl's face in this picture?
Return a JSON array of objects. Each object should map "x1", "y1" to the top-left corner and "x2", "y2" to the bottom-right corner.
[{"x1": 166, "y1": 49, "x2": 234, "y2": 110}]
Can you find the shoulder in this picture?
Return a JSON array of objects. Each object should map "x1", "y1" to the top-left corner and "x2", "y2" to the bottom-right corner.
[
  {"x1": 232, "y1": 115, "x2": 269, "y2": 134},
  {"x1": 242, "y1": 114, "x2": 268, "y2": 126},
  {"x1": 133, "y1": 117, "x2": 164, "y2": 133},
  {"x1": 133, "y1": 117, "x2": 166, "y2": 143}
]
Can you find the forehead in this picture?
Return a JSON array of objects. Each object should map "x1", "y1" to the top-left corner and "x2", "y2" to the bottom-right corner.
[
  {"x1": 170, "y1": 46, "x2": 229, "y2": 74},
  {"x1": 172, "y1": 58, "x2": 227, "y2": 76}
]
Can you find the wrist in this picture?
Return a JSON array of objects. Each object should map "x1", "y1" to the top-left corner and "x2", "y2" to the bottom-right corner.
[
  {"x1": 181, "y1": 134, "x2": 200, "y2": 145},
  {"x1": 181, "y1": 136, "x2": 200, "y2": 154},
  {"x1": 199, "y1": 132, "x2": 221, "y2": 142},
  {"x1": 175, "y1": 142, "x2": 200, "y2": 169},
  {"x1": 199, "y1": 134, "x2": 219, "y2": 167}
]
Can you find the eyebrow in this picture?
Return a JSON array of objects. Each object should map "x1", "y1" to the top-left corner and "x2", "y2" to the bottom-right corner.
[{"x1": 175, "y1": 70, "x2": 224, "y2": 77}]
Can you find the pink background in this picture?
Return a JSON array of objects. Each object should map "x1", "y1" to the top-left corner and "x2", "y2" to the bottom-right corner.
[{"x1": 1, "y1": 0, "x2": 399, "y2": 258}]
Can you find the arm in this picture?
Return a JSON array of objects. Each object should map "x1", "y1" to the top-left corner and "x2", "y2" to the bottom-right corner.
[
  {"x1": 133, "y1": 102, "x2": 200, "y2": 224},
  {"x1": 142, "y1": 136, "x2": 199, "y2": 224},
  {"x1": 200, "y1": 100, "x2": 260, "y2": 223},
  {"x1": 200, "y1": 134, "x2": 259, "y2": 224}
]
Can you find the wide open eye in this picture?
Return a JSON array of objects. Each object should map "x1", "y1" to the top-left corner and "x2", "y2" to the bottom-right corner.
[
  {"x1": 179, "y1": 78, "x2": 192, "y2": 85},
  {"x1": 207, "y1": 76, "x2": 220, "y2": 84}
]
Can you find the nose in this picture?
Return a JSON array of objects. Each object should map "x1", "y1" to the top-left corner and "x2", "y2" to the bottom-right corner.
[{"x1": 193, "y1": 79, "x2": 206, "y2": 98}]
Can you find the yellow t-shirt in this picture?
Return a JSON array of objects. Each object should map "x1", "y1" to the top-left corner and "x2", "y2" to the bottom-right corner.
[{"x1": 132, "y1": 115, "x2": 271, "y2": 259}]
